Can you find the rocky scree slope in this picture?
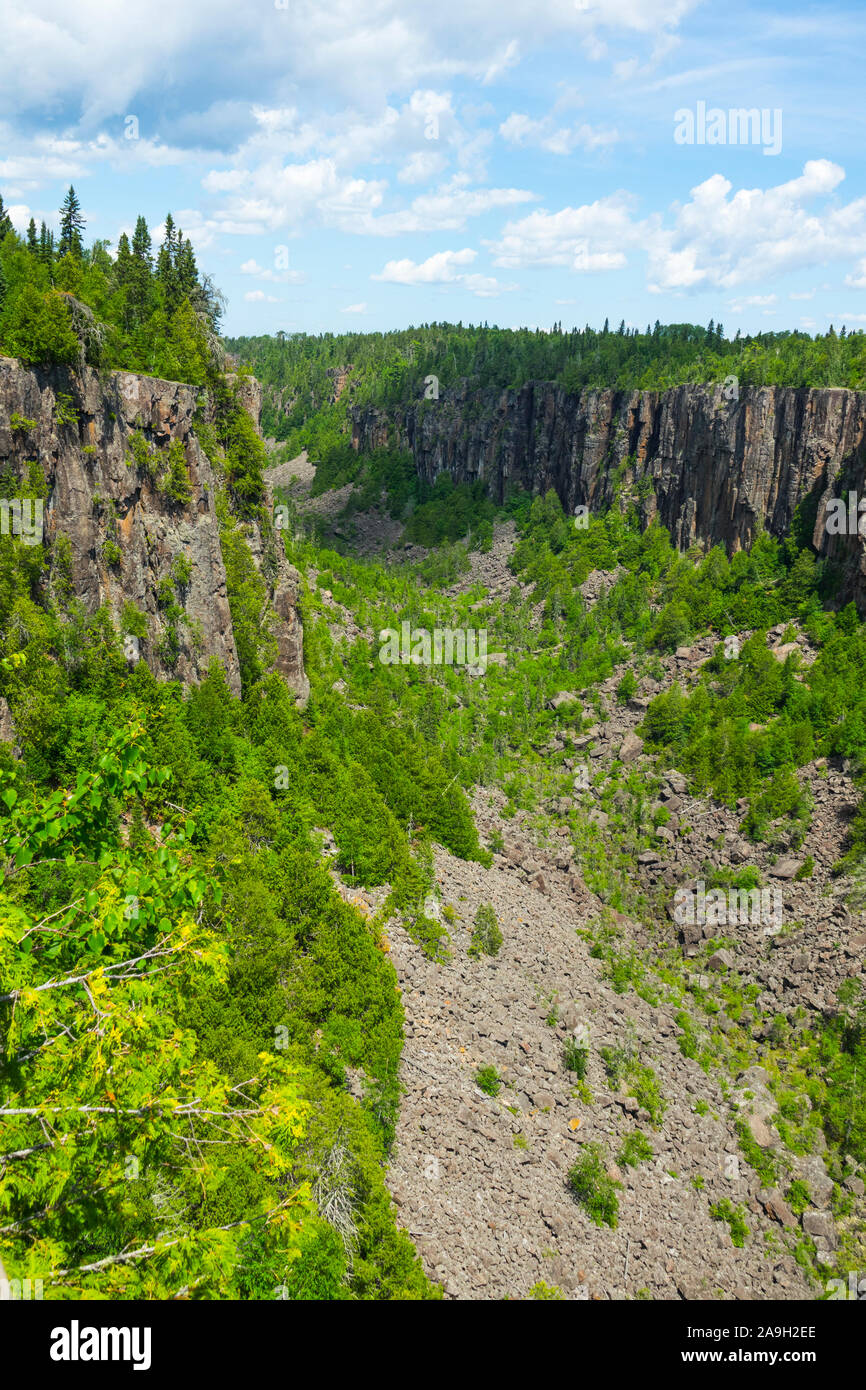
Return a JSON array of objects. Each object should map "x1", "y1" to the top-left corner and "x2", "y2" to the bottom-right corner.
[{"x1": 290, "y1": 499, "x2": 864, "y2": 1300}]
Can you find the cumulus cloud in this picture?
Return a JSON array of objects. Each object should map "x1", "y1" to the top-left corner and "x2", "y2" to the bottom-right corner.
[
  {"x1": 487, "y1": 161, "x2": 866, "y2": 297},
  {"x1": 499, "y1": 112, "x2": 619, "y2": 155},
  {"x1": 201, "y1": 162, "x2": 534, "y2": 237},
  {"x1": 487, "y1": 192, "x2": 638, "y2": 270},
  {"x1": 373, "y1": 246, "x2": 516, "y2": 295},
  {"x1": 0, "y1": 0, "x2": 696, "y2": 133}
]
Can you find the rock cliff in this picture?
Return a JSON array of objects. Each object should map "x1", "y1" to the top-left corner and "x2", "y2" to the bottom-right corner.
[
  {"x1": 0, "y1": 358, "x2": 307, "y2": 702},
  {"x1": 352, "y1": 381, "x2": 866, "y2": 601}
]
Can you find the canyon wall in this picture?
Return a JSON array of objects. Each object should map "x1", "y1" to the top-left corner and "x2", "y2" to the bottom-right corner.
[
  {"x1": 352, "y1": 381, "x2": 866, "y2": 601},
  {"x1": 0, "y1": 358, "x2": 308, "y2": 702}
]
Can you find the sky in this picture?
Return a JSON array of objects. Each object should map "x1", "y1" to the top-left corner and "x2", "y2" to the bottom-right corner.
[{"x1": 2, "y1": 0, "x2": 865, "y2": 339}]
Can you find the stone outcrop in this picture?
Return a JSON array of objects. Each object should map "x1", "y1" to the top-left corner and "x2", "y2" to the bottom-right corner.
[
  {"x1": 352, "y1": 381, "x2": 866, "y2": 604},
  {"x1": 0, "y1": 358, "x2": 307, "y2": 702}
]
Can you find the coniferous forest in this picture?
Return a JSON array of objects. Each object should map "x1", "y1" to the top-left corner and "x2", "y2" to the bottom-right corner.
[{"x1": 1, "y1": 2, "x2": 866, "y2": 1358}]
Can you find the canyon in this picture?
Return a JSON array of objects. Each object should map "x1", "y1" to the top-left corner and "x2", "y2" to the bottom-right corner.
[{"x1": 352, "y1": 380, "x2": 866, "y2": 602}]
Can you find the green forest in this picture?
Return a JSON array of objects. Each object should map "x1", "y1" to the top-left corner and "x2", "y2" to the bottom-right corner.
[
  {"x1": 224, "y1": 316, "x2": 866, "y2": 504},
  {"x1": 1, "y1": 200, "x2": 865, "y2": 1300},
  {"x1": 0, "y1": 189, "x2": 222, "y2": 385}
]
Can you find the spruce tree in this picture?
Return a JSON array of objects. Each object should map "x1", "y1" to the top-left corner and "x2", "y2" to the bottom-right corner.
[
  {"x1": 0, "y1": 194, "x2": 12, "y2": 240},
  {"x1": 175, "y1": 236, "x2": 199, "y2": 303},
  {"x1": 58, "y1": 185, "x2": 85, "y2": 258},
  {"x1": 157, "y1": 213, "x2": 179, "y2": 310},
  {"x1": 27, "y1": 217, "x2": 38, "y2": 252},
  {"x1": 131, "y1": 215, "x2": 152, "y2": 268}
]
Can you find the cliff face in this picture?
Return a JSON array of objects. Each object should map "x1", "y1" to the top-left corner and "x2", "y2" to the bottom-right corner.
[
  {"x1": 352, "y1": 381, "x2": 866, "y2": 601},
  {"x1": 0, "y1": 358, "x2": 307, "y2": 702}
]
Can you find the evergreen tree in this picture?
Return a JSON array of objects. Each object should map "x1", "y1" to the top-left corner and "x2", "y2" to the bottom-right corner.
[
  {"x1": 176, "y1": 234, "x2": 199, "y2": 302},
  {"x1": 0, "y1": 194, "x2": 12, "y2": 241},
  {"x1": 58, "y1": 185, "x2": 85, "y2": 259},
  {"x1": 38, "y1": 221, "x2": 54, "y2": 265},
  {"x1": 114, "y1": 232, "x2": 134, "y2": 329},
  {"x1": 27, "y1": 217, "x2": 38, "y2": 252},
  {"x1": 157, "y1": 213, "x2": 179, "y2": 310},
  {"x1": 127, "y1": 216, "x2": 155, "y2": 328},
  {"x1": 131, "y1": 214, "x2": 152, "y2": 268}
]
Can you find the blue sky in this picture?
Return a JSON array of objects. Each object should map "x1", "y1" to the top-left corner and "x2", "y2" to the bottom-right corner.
[{"x1": 2, "y1": 0, "x2": 865, "y2": 338}]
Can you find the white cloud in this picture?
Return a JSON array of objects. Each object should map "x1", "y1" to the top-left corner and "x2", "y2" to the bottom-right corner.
[
  {"x1": 499, "y1": 111, "x2": 619, "y2": 155},
  {"x1": 729, "y1": 294, "x2": 777, "y2": 310},
  {"x1": 341, "y1": 301, "x2": 367, "y2": 313},
  {"x1": 7, "y1": 202, "x2": 32, "y2": 232},
  {"x1": 374, "y1": 247, "x2": 477, "y2": 283},
  {"x1": 203, "y1": 158, "x2": 534, "y2": 237},
  {"x1": 845, "y1": 258, "x2": 866, "y2": 289},
  {"x1": 488, "y1": 161, "x2": 866, "y2": 298},
  {"x1": 200, "y1": 157, "x2": 388, "y2": 234},
  {"x1": 0, "y1": 1, "x2": 698, "y2": 132},
  {"x1": 487, "y1": 192, "x2": 638, "y2": 270},
  {"x1": 373, "y1": 246, "x2": 515, "y2": 296},
  {"x1": 397, "y1": 150, "x2": 448, "y2": 184},
  {"x1": 239, "y1": 257, "x2": 306, "y2": 284},
  {"x1": 244, "y1": 289, "x2": 280, "y2": 302},
  {"x1": 0, "y1": 127, "x2": 191, "y2": 190}
]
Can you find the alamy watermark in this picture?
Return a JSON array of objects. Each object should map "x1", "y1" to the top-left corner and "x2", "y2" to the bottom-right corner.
[
  {"x1": 826, "y1": 1271, "x2": 866, "y2": 1300},
  {"x1": 672, "y1": 879, "x2": 782, "y2": 929},
  {"x1": 0, "y1": 1276, "x2": 43, "y2": 1300},
  {"x1": 0, "y1": 498, "x2": 43, "y2": 547},
  {"x1": 824, "y1": 492, "x2": 866, "y2": 535},
  {"x1": 674, "y1": 102, "x2": 782, "y2": 156},
  {"x1": 379, "y1": 621, "x2": 487, "y2": 675}
]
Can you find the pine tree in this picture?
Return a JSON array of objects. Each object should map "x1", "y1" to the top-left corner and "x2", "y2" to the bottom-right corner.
[
  {"x1": 122, "y1": 216, "x2": 155, "y2": 329},
  {"x1": 116, "y1": 233, "x2": 133, "y2": 272},
  {"x1": 27, "y1": 217, "x2": 38, "y2": 252},
  {"x1": 58, "y1": 185, "x2": 85, "y2": 259},
  {"x1": 38, "y1": 222, "x2": 55, "y2": 266},
  {"x1": 175, "y1": 235, "x2": 199, "y2": 302},
  {"x1": 0, "y1": 194, "x2": 12, "y2": 241},
  {"x1": 131, "y1": 215, "x2": 152, "y2": 268},
  {"x1": 157, "y1": 213, "x2": 179, "y2": 310}
]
